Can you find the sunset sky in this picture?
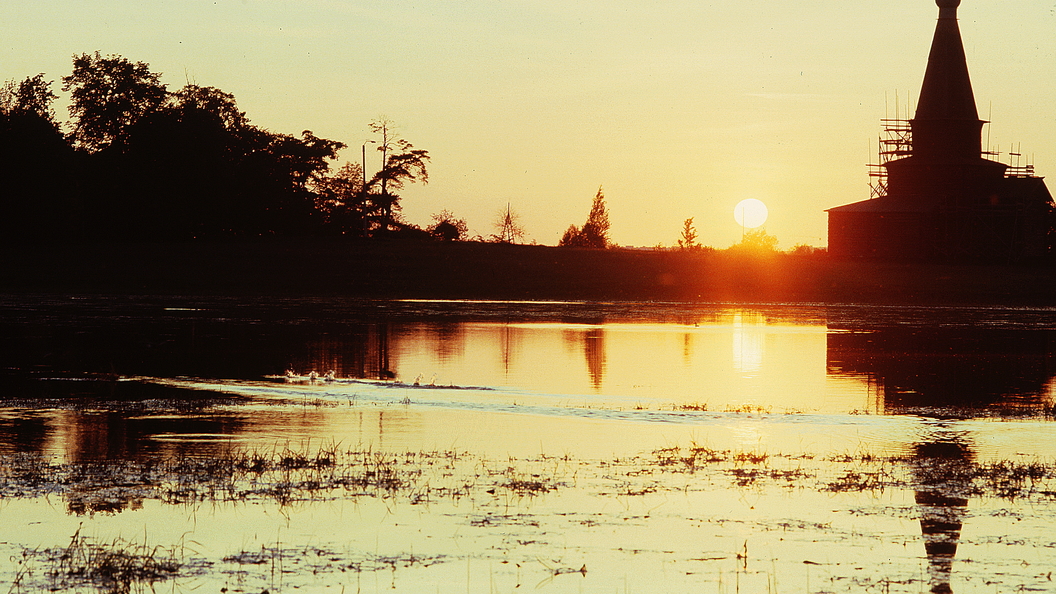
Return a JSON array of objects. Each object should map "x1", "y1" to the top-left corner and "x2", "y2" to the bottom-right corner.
[{"x1": 4, "y1": 0, "x2": 1054, "y2": 248}]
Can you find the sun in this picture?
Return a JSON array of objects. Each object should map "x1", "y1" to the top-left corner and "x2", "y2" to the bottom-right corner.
[{"x1": 733, "y1": 199, "x2": 768, "y2": 229}]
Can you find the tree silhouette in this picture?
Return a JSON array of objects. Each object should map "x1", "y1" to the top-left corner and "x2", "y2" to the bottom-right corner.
[
  {"x1": 731, "y1": 228, "x2": 779, "y2": 253},
  {"x1": 0, "y1": 74, "x2": 57, "y2": 121},
  {"x1": 0, "y1": 74, "x2": 76, "y2": 242},
  {"x1": 0, "y1": 73, "x2": 80, "y2": 240},
  {"x1": 492, "y1": 204, "x2": 525, "y2": 243},
  {"x1": 678, "y1": 217, "x2": 699, "y2": 250},
  {"x1": 112, "y1": 83, "x2": 255, "y2": 237},
  {"x1": 364, "y1": 118, "x2": 430, "y2": 233},
  {"x1": 62, "y1": 52, "x2": 168, "y2": 152},
  {"x1": 3, "y1": 54, "x2": 430, "y2": 241},
  {"x1": 559, "y1": 187, "x2": 610, "y2": 248},
  {"x1": 428, "y1": 209, "x2": 468, "y2": 241},
  {"x1": 313, "y1": 161, "x2": 367, "y2": 235},
  {"x1": 69, "y1": 67, "x2": 343, "y2": 238},
  {"x1": 75, "y1": 66, "x2": 344, "y2": 239}
]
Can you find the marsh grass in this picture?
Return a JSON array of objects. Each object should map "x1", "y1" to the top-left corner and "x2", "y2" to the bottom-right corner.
[
  {"x1": 4, "y1": 444, "x2": 1056, "y2": 593},
  {"x1": 15, "y1": 527, "x2": 447, "y2": 594},
  {"x1": 907, "y1": 457, "x2": 1056, "y2": 500},
  {"x1": 39, "y1": 526, "x2": 187, "y2": 594},
  {"x1": 644, "y1": 446, "x2": 1056, "y2": 500},
  {"x1": 221, "y1": 545, "x2": 446, "y2": 577},
  {"x1": 2, "y1": 445, "x2": 1055, "y2": 521},
  {"x1": 675, "y1": 402, "x2": 709, "y2": 411},
  {"x1": 503, "y1": 475, "x2": 553, "y2": 495}
]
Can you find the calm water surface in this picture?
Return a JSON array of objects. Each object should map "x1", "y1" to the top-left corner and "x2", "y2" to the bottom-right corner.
[
  {"x1": 1, "y1": 296, "x2": 1054, "y2": 593},
  {"x1": 2, "y1": 296, "x2": 1053, "y2": 458}
]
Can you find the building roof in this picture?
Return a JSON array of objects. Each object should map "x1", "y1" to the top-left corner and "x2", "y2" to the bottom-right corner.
[
  {"x1": 915, "y1": 0, "x2": 979, "y2": 122},
  {"x1": 826, "y1": 196, "x2": 935, "y2": 214}
]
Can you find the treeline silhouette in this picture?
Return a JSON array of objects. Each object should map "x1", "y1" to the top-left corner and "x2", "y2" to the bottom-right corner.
[{"x1": 0, "y1": 52, "x2": 430, "y2": 243}]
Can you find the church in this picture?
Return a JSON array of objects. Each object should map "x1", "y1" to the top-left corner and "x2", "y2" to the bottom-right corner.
[{"x1": 826, "y1": 0, "x2": 1053, "y2": 262}]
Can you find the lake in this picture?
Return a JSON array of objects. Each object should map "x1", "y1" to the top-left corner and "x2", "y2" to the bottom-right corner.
[{"x1": 1, "y1": 296, "x2": 1054, "y2": 593}]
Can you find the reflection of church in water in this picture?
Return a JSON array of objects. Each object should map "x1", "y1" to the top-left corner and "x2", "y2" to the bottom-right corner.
[
  {"x1": 828, "y1": 314, "x2": 1053, "y2": 593},
  {"x1": 827, "y1": 323, "x2": 1056, "y2": 414},
  {"x1": 827, "y1": 0, "x2": 1054, "y2": 261}
]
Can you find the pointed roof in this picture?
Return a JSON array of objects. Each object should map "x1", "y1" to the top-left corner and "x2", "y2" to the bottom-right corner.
[{"x1": 915, "y1": 0, "x2": 979, "y2": 122}]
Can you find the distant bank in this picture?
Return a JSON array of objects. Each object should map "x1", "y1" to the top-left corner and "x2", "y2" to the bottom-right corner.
[{"x1": 4, "y1": 240, "x2": 1056, "y2": 306}]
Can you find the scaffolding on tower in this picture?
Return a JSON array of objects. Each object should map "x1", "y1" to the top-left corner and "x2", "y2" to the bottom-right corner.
[{"x1": 868, "y1": 118, "x2": 912, "y2": 199}]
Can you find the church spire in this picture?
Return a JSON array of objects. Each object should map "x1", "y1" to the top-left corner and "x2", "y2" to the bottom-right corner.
[{"x1": 911, "y1": 0, "x2": 983, "y2": 161}]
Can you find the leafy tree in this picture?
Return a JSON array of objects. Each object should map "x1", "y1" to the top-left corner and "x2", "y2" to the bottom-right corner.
[
  {"x1": 0, "y1": 74, "x2": 58, "y2": 121},
  {"x1": 558, "y1": 224, "x2": 585, "y2": 247},
  {"x1": 559, "y1": 187, "x2": 610, "y2": 248},
  {"x1": 492, "y1": 204, "x2": 525, "y2": 243},
  {"x1": 0, "y1": 74, "x2": 76, "y2": 242},
  {"x1": 108, "y1": 83, "x2": 256, "y2": 237},
  {"x1": 787, "y1": 244, "x2": 825, "y2": 257},
  {"x1": 678, "y1": 217, "x2": 699, "y2": 250},
  {"x1": 313, "y1": 161, "x2": 367, "y2": 235},
  {"x1": 583, "y1": 187, "x2": 611, "y2": 248},
  {"x1": 228, "y1": 128, "x2": 345, "y2": 236},
  {"x1": 428, "y1": 209, "x2": 468, "y2": 241},
  {"x1": 364, "y1": 118, "x2": 430, "y2": 232},
  {"x1": 62, "y1": 52, "x2": 168, "y2": 152},
  {"x1": 8, "y1": 52, "x2": 350, "y2": 240},
  {"x1": 731, "y1": 228, "x2": 779, "y2": 253},
  {"x1": 171, "y1": 84, "x2": 248, "y2": 129},
  {"x1": 61, "y1": 52, "x2": 345, "y2": 238}
]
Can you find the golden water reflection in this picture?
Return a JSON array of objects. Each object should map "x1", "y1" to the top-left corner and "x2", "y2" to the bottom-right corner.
[
  {"x1": 3, "y1": 302, "x2": 1056, "y2": 594},
  {"x1": 5, "y1": 305, "x2": 1056, "y2": 468},
  {"x1": 345, "y1": 308, "x2": 1055, "y2": 417},
  {"x1": 374, "y1": 313, "x2": 847, "y2": 414}
]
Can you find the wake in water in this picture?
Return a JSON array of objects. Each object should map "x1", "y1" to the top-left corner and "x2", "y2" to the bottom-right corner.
[
  {"x1": 137, "y1": 372, "x2": 921, "y2": 444},
  {"x1": 272, "y1": 370, "x2": 495, "y2": 391}
]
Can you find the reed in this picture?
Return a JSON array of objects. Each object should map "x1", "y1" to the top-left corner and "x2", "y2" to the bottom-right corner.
[{"x1": 42, "y1": 526, "x2": 184, "y2": 594}]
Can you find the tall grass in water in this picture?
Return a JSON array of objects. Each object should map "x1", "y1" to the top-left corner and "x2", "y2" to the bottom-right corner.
[{"x1": 43, "y1": 525, "x2": 184, "y2": 594}]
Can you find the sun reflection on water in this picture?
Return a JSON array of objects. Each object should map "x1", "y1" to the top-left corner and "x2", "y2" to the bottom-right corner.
[{"x1": 731, "y1": 310, "x2": 765, "y2": 376}]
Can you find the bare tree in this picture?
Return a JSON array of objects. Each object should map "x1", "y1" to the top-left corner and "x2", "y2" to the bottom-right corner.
[{"x1": 491, "y1": 204, "x2": 525, "y2": 243}]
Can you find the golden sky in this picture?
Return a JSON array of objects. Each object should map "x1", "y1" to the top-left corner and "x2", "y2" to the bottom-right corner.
[{"x1": 4, "y1": 0, "x2": 1054, "y2": 247}]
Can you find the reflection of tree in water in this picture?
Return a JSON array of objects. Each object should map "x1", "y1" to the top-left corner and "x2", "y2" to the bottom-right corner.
[
  {"x1": 827, "y1": 327, "x2": 1056, "y2": 413},
  {"x1": 428, "y1": 321, "x2": 465, "y2": 363},
  {"x1": 583, "y1": 328, "x2": 606, "y2": 391},
  {"x1": 56, "y1": 410, "x2": 247, "y2": 514},
  {"x1": 908, "y1": 434, "x2": 974, "y2": 594},
  {"x1": 63, "y1": 411, "x2": 243, "y2": 463},
  {"x1": 0, "y1": 412, "x2": 49, "y2": 453},
  {"x1": 498, "y1": 322, "x2": 522, "y2": 377},
  {"x1": 293, "y1": 323, "x2": 395, "y2": 380},
  {"x1": 682, "y1": 332, "x2": 694, "y2": 364},
  {"x1": 561, "y1": 323, "x2": 606, "y2": 391}
]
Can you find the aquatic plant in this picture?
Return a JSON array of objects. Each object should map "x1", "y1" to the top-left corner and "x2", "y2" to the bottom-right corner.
[{"x1": 40, "y1": 526, "x2": 187, "y2": 594}]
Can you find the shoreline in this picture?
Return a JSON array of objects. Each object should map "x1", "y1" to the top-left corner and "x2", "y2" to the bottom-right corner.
[{"x1": 4, "y1": 239, "x2": 1056, "y2": 306}]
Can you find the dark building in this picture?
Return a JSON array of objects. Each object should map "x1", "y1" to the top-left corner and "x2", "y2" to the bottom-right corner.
[{"x1": 827, "y1": 0, "x2": 1053, "y2": 261}]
